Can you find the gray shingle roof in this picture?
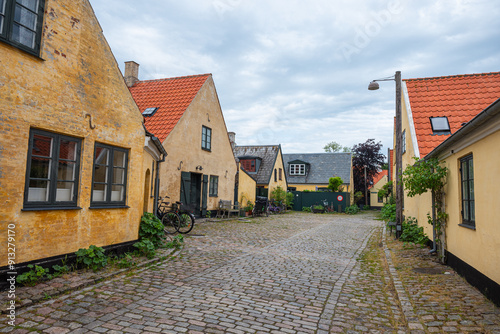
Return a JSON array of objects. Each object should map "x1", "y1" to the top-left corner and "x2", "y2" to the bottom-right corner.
[
  {"x1": 234, "y1": 145, "x2": 280, "y2": 184},
  {"x1": 282, "y1": 153, "x2": 352, "y2": 185}
]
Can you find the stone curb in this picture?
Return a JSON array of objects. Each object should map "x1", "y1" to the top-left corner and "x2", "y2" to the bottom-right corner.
[{"x1": 1, "y1": 247, "x2": 181, "y2": 314}]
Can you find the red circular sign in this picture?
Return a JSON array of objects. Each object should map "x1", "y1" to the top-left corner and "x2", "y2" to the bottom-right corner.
[{"x1": 337, "y1": 195, "x2": 343, "y2": 201}]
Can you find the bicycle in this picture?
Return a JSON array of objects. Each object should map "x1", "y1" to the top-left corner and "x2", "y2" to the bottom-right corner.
[{"x1": 156, "y1": 196, "x2": 195, "y2": 234}]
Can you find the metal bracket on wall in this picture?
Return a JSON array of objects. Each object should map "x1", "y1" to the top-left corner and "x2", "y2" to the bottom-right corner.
[
  {"x1": 85, "y1": 113, "x2": 96, "y2": 129},
  {"x1": 177, "y1": 161, "x2": 183, "y2": 170}
]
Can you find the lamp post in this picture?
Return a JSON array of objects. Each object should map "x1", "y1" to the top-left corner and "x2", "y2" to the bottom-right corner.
[{"x1": 368, "y1": 71, "x2": 403, "y2": 238}]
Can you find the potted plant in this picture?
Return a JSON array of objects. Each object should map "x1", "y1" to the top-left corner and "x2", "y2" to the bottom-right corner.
[
  {"x1": 244, "y1": 201, "x2": 254, "y2": 216},
  {"x1": 312, "y1": 205, "x2": 325, "y2": 213}
]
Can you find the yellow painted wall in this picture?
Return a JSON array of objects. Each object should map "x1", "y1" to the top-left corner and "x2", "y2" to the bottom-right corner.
[
  {"x1": 267, "y1": 149, "x2": 288, "y2": 198},
  {"x1": 438, "y1": 129, "x2": 500, "y2": 285},
  {"x1": 370, "y1": 175, "x2": 388, "y2": 208},
  {"x1": 159, "y1": 76, "x2": 237, "y2": 211},
  {"x1": 238, "y1": 166, "x2": 256, "y2": 209},
  {"x1": 0, "y1": 0, "x2": 146, "y2": 266},
  {"x1": 141, "y1": 152, "x2": 156, "y2": 214}
]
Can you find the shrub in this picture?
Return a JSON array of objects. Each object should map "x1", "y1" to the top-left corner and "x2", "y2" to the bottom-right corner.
[
  {"x1": 363, "y1": 205, "x2": 370, "y2": 210},
  {"x1": 345, "y1": 205, "x2": 359, "y2": 215},
  {"x1": 302, "y1": 206, "x2": 312, "y2": 212},
  {"x1": 133, "y1": 239, "x2": 156, "y2": 259},
  {"x1": 16, "y1": 264, "x2": 50, "y2": 286},
  {"x1": 138, "y1": 212, "x2": 164, "y2": 248},
  {"x1": 165, "y1": 234, "x2": 184, "y2": 249},
  {"x1": 312, "y1": 205, "x2": 324, "y2": 211},
  {"x1": 285, "y1": 192, "x2": 294, "y2": 209},
  {"x1": 75, "y1": 245, "x2": 108, "y2": 271},
  {"x1": 400, "y1": 217, "x2": 429, "y2": 245},
  {"x1": 381, "y1": 204, "x2": 396, "y2": 222}
]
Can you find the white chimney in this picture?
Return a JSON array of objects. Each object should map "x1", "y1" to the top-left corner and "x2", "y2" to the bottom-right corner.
[
  {"x1": 124, "y1": 61, "x2": 139, "y2": 87},
  {"x1": 228, "y1": 132, "x2": 236, "y2": 150}
]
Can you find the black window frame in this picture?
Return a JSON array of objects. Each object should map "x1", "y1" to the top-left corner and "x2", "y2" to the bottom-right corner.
[
  {"x1": 402, "y1": 129, "x2": 407, "y2": 153},
  {"x1": 90, "y1": 143, "x2": 129, "y2": 208},
  {"x1": 202, "y1": 126, "x2": 212, "y2": 151},
  {"x1": 0, "y1": 0, "x2": 45, "y2": 56},
  {"x1": 209, "y1": 175, "x2": 218, "y2": 197},
  {"x1": 23, "y1": 129, "x2": 82, "y2": 210},
  {"x1": 460, "y1": 154, "x2": 475, "y2": 228}
]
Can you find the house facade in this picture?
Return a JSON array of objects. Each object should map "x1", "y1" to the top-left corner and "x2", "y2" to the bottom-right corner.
[
  {"x1": 282, "y1": 153, "x2": 353, "y2": 194},
  {"x1": 127, "y1": 65, "x2": 237, "y2": 217},
  {"x1": 0, "y1": 0, "x2": 147, "y2": 271},
  {"x1": 233, "y1": 144, "x2": 287, "y2": 201},
  {"x1": 369, "y1": 170, "x2": 388, "y2": 208},
  {"x1": 397, "y1": 72, "x2": 500, "y2": 304}
]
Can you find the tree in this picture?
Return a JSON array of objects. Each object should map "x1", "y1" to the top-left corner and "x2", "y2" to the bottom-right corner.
[
  {"x1": 323, "y1": 141, "x2": 342, "y2": 152},
  {"x1": 351, "y1": 139, "x2": 385, "y2": 203},
  {"x1": 327, "y1": 177, "x2": 343, "y2": 192}
]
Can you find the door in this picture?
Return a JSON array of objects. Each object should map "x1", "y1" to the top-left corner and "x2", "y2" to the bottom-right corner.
[{"x1": 180, "y1": 171, "x2": 203, "y2": 217}]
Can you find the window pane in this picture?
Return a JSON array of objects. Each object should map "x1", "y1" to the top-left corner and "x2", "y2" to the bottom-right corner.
[
  {"x1": 16, "y1": 0, "x2": 38, "y2": 12},
  {"x1": 463, "y1": 202, "x2": 469, "y2": 221},
  {"x1": 470, "y1": 180, "x2": 474, "y2": 200},
  {"x1": 468, "y1": 159, "x2": 473, "y2": 179},
  {"x1": 56, "y1": 181, "x2": 73, "y2": 201},
  {"x1": 111, "y1": 185, "x2": 124, "y2": 201},
  {"x1": 94, "y1": 165, "x2": 108, "y2": 183},
  {"x1": 12, "y1": 23, "x2": 35, "y2": 48},
  {"x1": 28, "y1": 180, "x2": 49, "y2": 201},
  {"x1": 59, "y1": 139, "x2": 77, "y2": 160},
  {"x1": 113, "y1": 167, "x2": 125, "y2": 184},
  {"x1": 92, "y1": 183, "x2": 106, "y2": 202},
  {"x1": 14, "y1": 5, "x2": 37, "y2": 30},
  {"x1": 113, "y1": 150, "x2": 126, "y2": 167},
  {"x1": 30, "y1": 158, "x2": 50, "y2": 178},
  {"x1": 95, "y1": 147, "x2": 109, "y2": 165},
  {"x1": 58, "y1": 161, "x2": 75, "y2": 181},
  {"x1": 470, "y1": 201, "x2": 475, "y2": 221},
  {"x1": 0, "y1": 16, "x2": 3, "y2": 34},
  {"x1": 462, "y1": 182, "x2": 468, "y2": 200},
  {"x1": 0, "y1": 0, "x2": 5, "y2": 14},
  {"x1": 33, "y1": 134, "x2": 52, "y2": 157}
]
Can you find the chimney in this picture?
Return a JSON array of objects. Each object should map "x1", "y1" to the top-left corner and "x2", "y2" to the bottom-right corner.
[
  {"x1": 124, "y1": 61, "x2": 139, "y2": 87},
  {"x1": 228, "y1": 132, "x2": 236, "y2": 150}
]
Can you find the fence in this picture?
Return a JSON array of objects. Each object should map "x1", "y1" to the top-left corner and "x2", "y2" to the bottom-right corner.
[{"x1": 291, "y1": 191, "x2": 351, "y2": 213}]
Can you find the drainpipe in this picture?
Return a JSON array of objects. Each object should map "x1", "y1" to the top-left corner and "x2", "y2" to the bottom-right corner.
[{"x1": 429, "y1": 189, "x2": 437, "y2": 254}]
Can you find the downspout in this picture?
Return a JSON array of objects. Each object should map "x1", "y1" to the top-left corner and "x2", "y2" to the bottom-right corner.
[
  {"x1": 153, "y1": 154, "x2": 165, "y2": 217},
  {"x1": 430, "y1": 189, "x2": 437, "y2": 254}
]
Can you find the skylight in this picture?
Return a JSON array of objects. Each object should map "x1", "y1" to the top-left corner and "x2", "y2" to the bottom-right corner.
[
  {"x1": 142, "y1": 107, "x2": 158, "y2": 117},
  {"x1": 430, "y1": 117, "x2": 451, "y2": 134}
]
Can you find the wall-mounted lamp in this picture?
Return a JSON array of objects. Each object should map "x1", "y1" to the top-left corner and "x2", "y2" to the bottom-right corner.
[
  {"x1": 196, "y1": 165, "x2": 203, "y2": 171},
  {"x1": 177, "y1": 161, "x2": 183, "y2": 170}
]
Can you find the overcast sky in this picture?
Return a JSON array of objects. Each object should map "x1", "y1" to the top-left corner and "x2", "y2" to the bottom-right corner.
[{"x1": 90, "y1": 0, "x2": 500, "y2": 156}]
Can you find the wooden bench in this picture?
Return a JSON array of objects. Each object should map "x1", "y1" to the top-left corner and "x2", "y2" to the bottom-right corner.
[{"x1": 217, "y1": 200, "x2": 239, "y2": 219}]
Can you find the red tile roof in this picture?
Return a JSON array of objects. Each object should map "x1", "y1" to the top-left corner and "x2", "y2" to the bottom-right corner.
[
  {"x1": 388, "y1": 149, "x2": 393, "y2": 181},
  {"x1": 129, "y1": 74, "x2": 211, "y2": 142},
  {"x1": 369, "y1": 170, "x2": 388, "y2": 189},
  {"x1": 404, "y1": 72, "x2": 500, "y2": 157}
]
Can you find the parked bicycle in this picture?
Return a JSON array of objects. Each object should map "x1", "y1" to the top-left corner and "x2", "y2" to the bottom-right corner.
[{"x1": 156, "y1": 196, "x2": 195, "y2": 234}]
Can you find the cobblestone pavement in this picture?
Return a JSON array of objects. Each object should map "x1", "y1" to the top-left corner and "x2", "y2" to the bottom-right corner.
[{"x1": 1, "y1": 212, "x2": 499, "y2": 333}]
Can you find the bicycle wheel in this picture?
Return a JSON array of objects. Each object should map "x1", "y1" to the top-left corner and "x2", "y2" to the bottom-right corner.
[
  {"x1": 177, "y1": 212, "x2": 195, "y2": 234},
  {"x1": 162, "y1": 212, "x2": 180, "y2": 234}
]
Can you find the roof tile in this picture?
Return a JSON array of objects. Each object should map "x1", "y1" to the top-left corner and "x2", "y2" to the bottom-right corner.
[
  {"x1": 405, "y1": 72, "x2": 500, "y2": 157},
  {"x1": 129, "y1": 74, "x2": 211, "y2": 142}
]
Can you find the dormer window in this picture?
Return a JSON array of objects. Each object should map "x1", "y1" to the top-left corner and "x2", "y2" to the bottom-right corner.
[
  {"x1": 142, "y1": 107, "x2": 158, "y2": 117},
  {"x1": 430, "y1": 117, "x2": 451, "y2": 135},
  {"x1": 290, "y1": 164, "x2": 306, "y2": 175},
  {"x1": 241, "y1": 159, "x2": 256, "y2": 172}
]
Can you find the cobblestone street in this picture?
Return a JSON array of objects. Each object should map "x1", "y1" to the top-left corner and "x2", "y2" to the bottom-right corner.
[{"x1": 1, "y1": 212, "x2": 499, "y2": 333}]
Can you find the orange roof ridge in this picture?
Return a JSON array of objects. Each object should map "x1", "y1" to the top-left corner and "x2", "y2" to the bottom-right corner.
[
  {"x1": 133, "y1": 73, "x2": 211, "y2": 84},
  {"x1": 404, "y1": 71, "x2": 500, "y2": 82}
]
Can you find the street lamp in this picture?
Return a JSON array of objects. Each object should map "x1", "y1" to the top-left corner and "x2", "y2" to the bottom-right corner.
[{"x1": 368, "y1": 71, "x2": 403, "y2": 238}]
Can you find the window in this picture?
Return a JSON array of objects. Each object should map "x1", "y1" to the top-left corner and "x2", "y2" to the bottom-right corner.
[
  {"x1": 202, "y1": 126, "x2": 212, "y2": 151},
  {"x1": 209, "y1": 175, "x2": 218, "y2": 197},
  {"x1": 0, "y1": 0, "x2": 45, "y2": 56},
  {"x1": 430, "y1": 117, "x2": 451, "y2": 135},
  {"x1": 240, "y1": 159, "x2": 255, "y2": 172},
  {"x1": 402, "y1": 129, "x2": 406, "y2": 153},
  {"x1": 274, "y1": 169, "x2": 277, "y2": 182},
  {"x1": 460, "y1": 155, "x2": 475, "y2": 227},
  {"x1": 289, "y1": 164, "x2": 305, "y2": 175},
  {"x1": 24, "y1": 129, "x2": 81, "y2": 209},
  {"x1": 378, "y1": 195, "x2": 384, "y2": 203},
  {"x1": 279, "y1": 168, "x2": 282, "y2": 181},
  {"x1": 142, "y1": 107, "x2": 158, "y2": 117},
  {"x1": 91, "y1": 143, "x2": 128, "y2": 207}
]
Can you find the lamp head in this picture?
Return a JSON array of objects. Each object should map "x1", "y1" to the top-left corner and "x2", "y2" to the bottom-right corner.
[{"x1": 368, "y1": 81, "x2": 380, "y2": 90}]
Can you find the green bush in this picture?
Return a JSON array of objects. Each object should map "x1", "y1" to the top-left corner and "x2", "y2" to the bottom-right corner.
[
  {"x1": 345, "y1": 205, "x2": 359, "y2": 214},
  {"x1": 165, "y1": 234, "x2": 184, "y2": 249},
  {"x1": 363, "y1": 205, "x2": 370, "y2": 210},
  {"x1": 75, "y1": 245, "x2": 108, "y2": 271},
  {"x1": 302, "y1": 206, "x2": 312, "y2": 212},
  {"x1": 139, "y1": 212, "x2": 164, "y2": 248},
  {"x1": 381, "y1": 203, "x2": 396, "y2": 222},
  {"x1": 285, "y1": 192, "x2": 294, "y2": 209},
  {"x1": 16, "y1": 264, "x2": 50, "y2": 286},
  {"x1": 312, "y1": 205, "x2": 324, "y2": 211},
  {"x1": 400, "y1": 217, "x2": 429, "y2": 245},
  {"x1": 134, "y1": 239, "x2": 157, "y2": 259}
]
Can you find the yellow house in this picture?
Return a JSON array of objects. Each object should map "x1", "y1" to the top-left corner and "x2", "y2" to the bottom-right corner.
[
  {"x1": 233, "y1": 144, "x2": 288, "y2": 202},
  {"x1": 369, "y1": 170, "x2": 388, "y2": 208},
  {"x1": 0, "y1": 0, "x2": 149, "y2": 275},
  {"x1": 127, "y1": 65, "x2": 237, "y2": 217},
  {"x1": 397, "y1": 72, "x2": 500, "y2": 305}
]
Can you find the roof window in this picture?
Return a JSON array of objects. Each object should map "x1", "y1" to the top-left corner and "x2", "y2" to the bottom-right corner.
[
  {"x1": 142, "y1": 107, "x2": 158, "y2": 117},
  {"x1": 430, "y1": 117, "x2": 451, "y2": 135}
]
